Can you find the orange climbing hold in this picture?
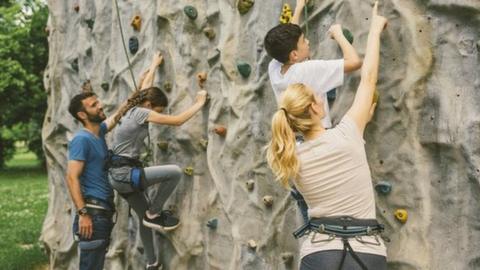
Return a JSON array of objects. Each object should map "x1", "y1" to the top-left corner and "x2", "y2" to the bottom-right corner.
[
  {"x1": 197, "y1": 72, "x2": 207, "y2": 89},
  {"x1": 394, "y1": 209, "x2": 408, "y2": 223},
  {"x1": 214, "y1": 125, "x2": 226, "y2": 137},
  {"x1": 131, "y1": 15, "x2": 142, "y2": 31}
]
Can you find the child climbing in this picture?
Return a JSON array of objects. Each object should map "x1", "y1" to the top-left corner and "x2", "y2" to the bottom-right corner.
[
  {"x1": 266, "y1": 2, "x2": 387, "y2": 269},
  {"x1": 264, "y1": 0, "x2": 362, "y2": 129},
  {"x1": 106, "y1": 52, "x2": 208, "y2": 270}
]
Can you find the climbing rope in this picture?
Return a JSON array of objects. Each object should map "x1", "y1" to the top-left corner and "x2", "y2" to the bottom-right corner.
[
  {"x1": 113, "y1": 0, "x2": 138, "y2": 91},
  {"x1": 113, "y1": 0, "x2": 153, "y2": 164},
  {"x1": 304, "y1": 1, "x2": 309, "y2": 37}
]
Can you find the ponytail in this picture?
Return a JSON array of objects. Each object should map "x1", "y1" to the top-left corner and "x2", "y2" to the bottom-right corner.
[
  {"x1": 114, "y1": 87, "x2": 168, "y2": 123},
  {"x1": 266, "y1": 109, "x2": 298, "y2": 188},
  {"x1": 266, "y1": 83, "x2": 317, "y2": 189}
]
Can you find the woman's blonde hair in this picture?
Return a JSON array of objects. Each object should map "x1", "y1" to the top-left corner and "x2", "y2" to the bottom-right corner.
[{"x1": 266, "y1": 83, "x2": 317, "y2": 188}]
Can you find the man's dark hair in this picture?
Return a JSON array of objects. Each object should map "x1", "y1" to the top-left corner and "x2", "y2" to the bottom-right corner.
[
  {"x1": 264, "y1": 23, "x2": 303, "y2": 64},
  {"x1": 68, "y1": 92, "x2": 96, "y2": 123}
]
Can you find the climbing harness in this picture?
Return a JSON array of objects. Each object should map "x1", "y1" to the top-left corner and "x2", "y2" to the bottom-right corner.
[
  {"x1": 293, "y1": 216, "x2": 384, "y2": 270},
  {"x1": 105, "y1": 151, "x2": 146, "y2": 192}
]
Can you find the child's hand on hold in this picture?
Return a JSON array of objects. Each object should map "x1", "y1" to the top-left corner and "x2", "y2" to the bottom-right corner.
[{"x1": 327, "y1": 24, "x2": 343, "y2": 40}]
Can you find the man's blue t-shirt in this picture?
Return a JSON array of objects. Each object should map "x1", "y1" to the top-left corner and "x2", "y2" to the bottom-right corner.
[{"x1": 68, "y1": 122, "x2": 113, "y2": 203}]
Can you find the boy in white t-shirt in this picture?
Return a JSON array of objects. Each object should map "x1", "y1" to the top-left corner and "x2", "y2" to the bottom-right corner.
[{"x1": 264, "y1": 0, "x2": 362, "y2": 128}]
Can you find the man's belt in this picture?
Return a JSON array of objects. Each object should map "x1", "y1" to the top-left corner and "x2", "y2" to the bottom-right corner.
[{"x1": 85, "y1": 198, "x2": 115, "y2": 218}]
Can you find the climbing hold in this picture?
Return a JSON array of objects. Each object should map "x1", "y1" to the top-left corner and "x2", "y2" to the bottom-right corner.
[
  {"x1": 203, "y1": 27, "x2": 216, "y2": 40},
  {"x1": 373, "y1": 89, "x2": 379, "y2": 104},
  {"x1": 246, "y1": 179, "x2": 255, "y2": 191},
  {"x1": 327, "y1": 89, "x2": 336, "y2": 101},
  {"x1": 163, "y1": 82, "x2": 172, "y2": 92},
  {"x1": 247, "y1": 239, "x2": 257, "y2": 250},
  {"x1": 207, "y1": 49, "x2": 221, "y2": 67},
  {"x1": 184, "y1": 166, "x2": 194, "y2": 176},
  {"x1": 197, "y1": 72, "x2": 207, "y2": 89},
  {"x1": 237, "y1": 0, "x2": 254, "y2": 15},
  {"x1": 279, "y1": 4, "x2": 292, "y2": 24},
  {"x1": 206, "y1": 218, "x2": 218, "y2": 229},
  {"x1": 129, "y1": 37, "x2": 139, "y2": 54},
  {"x1": 199, "y1": 138, "x2": 208, "y2": 149},
  {"x1": 130, "y1": 15, "x2": 142, "y2": 31},
  {"x1": 237, "y1": 62, "x2": 251, "y2": 78},
  {"x1": 394, "y1": 209, "x2": 408, "y2": 223},
  {"x1": 82, "y1": 80, "x2": 92, "y2": 93},
  {"x1": 214, "y1": 125, "x2": 227, "y2": 137},
  {"x1": 157, "y1": 141, "x2": 168, "y2": 151},
  {"x1": 342, "y1": 28, "x2": 354, "y2": 44},
  {"x1": 85, "y1": 19, "x2": 94, "y2": 30},
  {"x1": 281, "y1": 252, "x2": 294, "y2": 264},
  {"x1": 263, "y1": 195, "x2": 273, "y2": 207},
  {"x1": 184, "y1": 6, "x2": 198, "y2": 20},
  {"x1": 101, "y1": 82, "x2": 109, "y2": 91},
  {"x1": 375, "y1": 181, "x2": 392, "y2": 195},
  {"x1": 71, "y1": 59, "x2": 79, "y2": 72},
  {"x1": 73, "y1": 3, "x2": 79, "y2": 12},
  {"x1": 86, "y1": 48, "x2": 92, "y2": 57},
  {"x1": 44, "y1": 27, "x2": 50, "y2": 35}
]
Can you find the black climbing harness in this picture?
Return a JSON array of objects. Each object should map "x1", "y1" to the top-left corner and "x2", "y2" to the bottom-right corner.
[
  {"x1": 105, "y1": 151, "x2": 146, "y2": 193},
  {"x1": 293, "y1": 216, "x2": 384, "y2": 270}
]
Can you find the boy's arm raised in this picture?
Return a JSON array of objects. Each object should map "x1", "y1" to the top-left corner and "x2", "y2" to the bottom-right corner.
[
  {"x1": 328, "y1": 24, "x2": 363, "y2": 73},
  {"x1": 291, "y1": 0, "x2": 306, "y2": 25}
]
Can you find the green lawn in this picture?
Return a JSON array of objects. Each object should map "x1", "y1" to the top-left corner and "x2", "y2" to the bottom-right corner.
[{"x1": 0, "y1": 148, "x2": 49, "y2": 270}]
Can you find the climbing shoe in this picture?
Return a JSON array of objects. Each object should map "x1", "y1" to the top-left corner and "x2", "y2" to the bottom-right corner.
[{"x1": 143, "y1": 210, "x2": 180, "y2": 232}]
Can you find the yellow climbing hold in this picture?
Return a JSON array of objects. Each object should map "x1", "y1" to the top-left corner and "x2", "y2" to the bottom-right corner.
[
  {"x1": 247, "y1": 239, "x2": 257, "y2": 250},
  {"x1": 394, "y1": 209, "x2": 408, "y2": 223},
  {"x1": 184, "y1": 166, "x2": 194, "y2": 176},
  {"x1": 279, "y1": 4, "x2": 292, "y2": 24}
]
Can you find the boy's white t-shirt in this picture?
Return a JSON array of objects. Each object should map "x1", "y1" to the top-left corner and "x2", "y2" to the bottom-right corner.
[{"x1": 268, "y1": 59, "x2": 344, "y2": 128}]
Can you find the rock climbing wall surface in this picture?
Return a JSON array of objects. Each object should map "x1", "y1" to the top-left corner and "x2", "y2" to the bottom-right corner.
[{"x1": 40, "y1": 0, "x2": 480, "y2": 269}]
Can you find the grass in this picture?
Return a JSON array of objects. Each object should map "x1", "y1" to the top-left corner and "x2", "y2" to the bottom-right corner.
[{"x1": 0, "y1": 147, "x2": 49, "y2": 270}]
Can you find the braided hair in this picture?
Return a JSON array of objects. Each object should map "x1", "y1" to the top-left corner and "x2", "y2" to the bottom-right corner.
[{"x1": 115, "y1": 87, "x2": 168, "y2": 122}]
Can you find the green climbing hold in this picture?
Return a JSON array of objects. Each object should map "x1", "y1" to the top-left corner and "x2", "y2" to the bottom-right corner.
[
  {"x1": 237, "y1": 0, "x2": 254, "y2": 15},
  {"x1": 206, "y1": 218, "x2": 218, "y2": 229},
  {"x1": 71, "y1": 58, "x2": 79, "y2": 72},
  {"x1": 199, "y1": 138, "x2": 208, "y2": 149},
  {"x1": 342, "y1": 28, "x2": 354, "y2": 44},
  {"x1": 101, "y1": 82, "x2": 109, "y2": 91},
  {"x1": 129, "y1": 37, "x2": 139, "y2": 54},
  {"x1": 184, "y1": 6, "x2": 198, "y2": 20},
  {"x1": 375, "y1": 181, "x2": 392, "y2": 195},
  {"x1": 85, "y1": 19, "x2": 94, "y2": 30},
  {"x1": 157, "y1": 141, "x2": 168, "y2": 151},
  {"x1": 163, "y1": 82, "x2": 172, "y2": 92},
  {"x1": 86, "y1": 48, "x2": 92, "y2": 57},
  {"x1": 237, "y1": 62, "x2": 251, "y2": 78}
]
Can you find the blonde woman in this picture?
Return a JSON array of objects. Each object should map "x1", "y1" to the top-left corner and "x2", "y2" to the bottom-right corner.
[{"x1": 266, "y1": 3, "x2": 388, "y2": 270}]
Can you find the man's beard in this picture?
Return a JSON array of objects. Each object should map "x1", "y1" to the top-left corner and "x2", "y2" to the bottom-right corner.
[{"x1": 86, "y1": 111, "x2": 106, "y2": 123}]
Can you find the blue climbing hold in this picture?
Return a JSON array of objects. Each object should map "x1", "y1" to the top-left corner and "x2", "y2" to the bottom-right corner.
[
  {"x1": 129, "y1": 37, "x2": 139, "y2": 54},
  {"x1": 206, "y1": 218, "x2": 218, "y2": 229},
  {"x1": 375, "y1": 181, "x2": 392, "y2": 195},
  {"x1": 327, "y1": 89, "x2": 336, "y2": 101}
]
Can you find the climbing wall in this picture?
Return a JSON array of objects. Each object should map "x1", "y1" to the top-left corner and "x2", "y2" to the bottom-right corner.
[{"x1": 40, "y1": 0, "x2": 480, "y2": 269}]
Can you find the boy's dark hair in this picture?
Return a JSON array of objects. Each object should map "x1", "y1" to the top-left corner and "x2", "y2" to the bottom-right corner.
[
  {"x1": 264, "y1": 24, "x2": 303, "y2": 64},
  {"x1": 68, "y1": 92, "x2": 96, "y2": 123}
]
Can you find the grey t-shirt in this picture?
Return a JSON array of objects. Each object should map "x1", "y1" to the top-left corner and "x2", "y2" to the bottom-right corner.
[{"x1": 111, "y1": 107, "x2": 151, "y2": 158}]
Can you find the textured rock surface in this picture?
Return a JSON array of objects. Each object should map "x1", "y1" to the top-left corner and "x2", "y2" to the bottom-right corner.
[{"x1": 40, "y1": 0, "x2": 480, "y2": 269}]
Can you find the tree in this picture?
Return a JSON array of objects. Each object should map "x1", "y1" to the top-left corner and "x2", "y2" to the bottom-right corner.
[{"x1": 0, "y1": 0, "x2": 48, "y2": 168}]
